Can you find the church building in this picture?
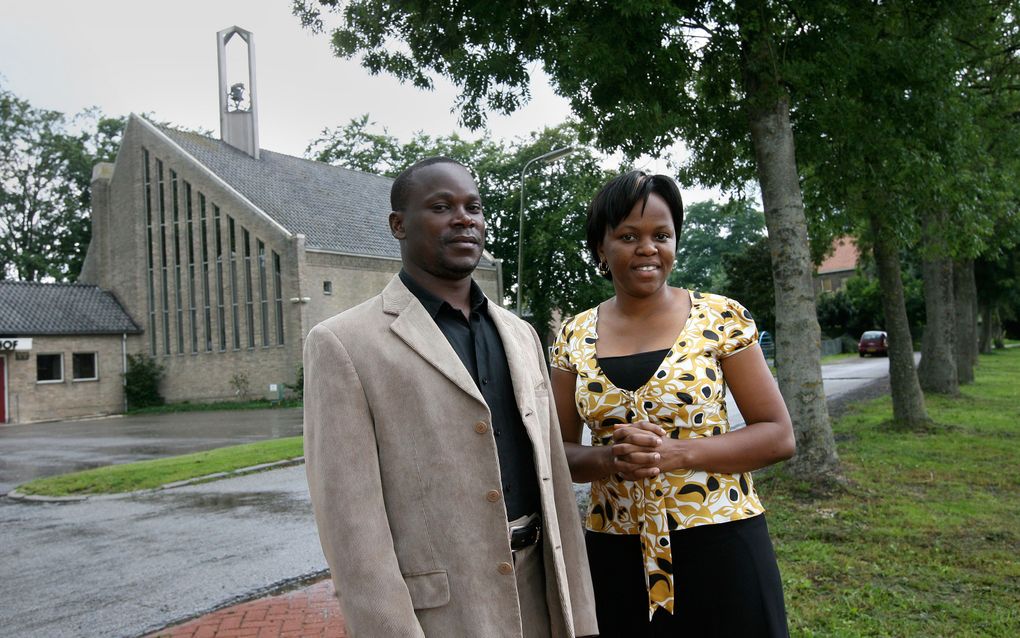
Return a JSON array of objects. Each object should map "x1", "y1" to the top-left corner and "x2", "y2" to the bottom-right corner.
[{"x1": 0, "y1": 26, "x2": 503, "y2": 424}]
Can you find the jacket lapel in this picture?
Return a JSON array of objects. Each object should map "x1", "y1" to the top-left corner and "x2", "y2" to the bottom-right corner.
[
  {"x1": 488, "y1": 305, "x2": 544, "y2": 445},
  {"x1": 383, "y1": 275, "x2": 486, "y2": 406}
]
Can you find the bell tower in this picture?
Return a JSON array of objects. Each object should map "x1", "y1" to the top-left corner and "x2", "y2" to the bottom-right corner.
[{"x1": 216, "y1": 26, "x2": 260, "y2": 159}]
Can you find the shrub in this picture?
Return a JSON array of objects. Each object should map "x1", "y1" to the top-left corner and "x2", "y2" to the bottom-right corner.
[
  {"x1": 124, "y1": 353, "x2": 165, "y2": 409},
  {"x1": 229, "y1": 372, "x2": 251, "y2": 400},
  {"x1": 285, "y1": 365, "x2": 304, "y2": 400}
]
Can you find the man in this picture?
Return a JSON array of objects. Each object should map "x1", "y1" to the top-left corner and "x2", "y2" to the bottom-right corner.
[{"x1": 304, "y1": 157, "x2": 598, "y2": 638}]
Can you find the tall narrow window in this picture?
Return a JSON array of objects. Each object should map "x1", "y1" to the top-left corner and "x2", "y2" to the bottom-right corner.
[
  {"x1": 273, "y1": 251, "x2": 284, "y2": 345},
  {"x1": 199, "y1": 194, "x2": 213, "y2": 352},
  {"x1": 185, "y1": 183, "x2": 198, "y2": 353},
  {"x1": 242, "y1": 227, "x2": 255, "y2": 348},
  {"x1": 257, "y1": 239, "x2": 269, "y2": 347},
  {"x1": 143, "y1": 149, "x2": 157, "y2": 355},
  {"x1": 157, "y1": 159, "x2": 170, "y2": 355},
  {"x1": 214, "y1": 206, "x2": 227, "y2": 351},
  {"x1": 228, "y1": 216, "x2": 241, "y2": 350},
  {"x1": 171, "y1": 170, "x2": 184, "y2": 354}
]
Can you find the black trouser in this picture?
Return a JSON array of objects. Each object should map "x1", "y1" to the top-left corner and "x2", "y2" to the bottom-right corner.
[{"x1": 585, "y1": 514, "x2": 789, "y2": 638}]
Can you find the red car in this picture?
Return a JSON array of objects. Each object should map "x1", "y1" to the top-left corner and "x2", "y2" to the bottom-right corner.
[{"x1": 858, "y1": 330, "x2": 888, "y2": 357}]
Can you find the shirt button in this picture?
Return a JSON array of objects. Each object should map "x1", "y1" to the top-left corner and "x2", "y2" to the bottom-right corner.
[
  {"x1": 474, "y1": 421, "x2": 488, "y2": 434},
  {"x1": 497, "y1": 561, "x2": 514, "y2": 575},
  {"x1": 486, "y1": 490, "x2": 501, "y2": 503}
]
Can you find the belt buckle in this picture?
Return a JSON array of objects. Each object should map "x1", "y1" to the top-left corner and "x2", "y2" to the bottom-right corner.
[{"x1": 509, "y1": 513, "x2": 541, "y2": 552}]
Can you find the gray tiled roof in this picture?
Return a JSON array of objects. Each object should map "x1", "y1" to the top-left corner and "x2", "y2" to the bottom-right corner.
[
  {"x1": 156, "y1": 125, "x2": 494, "y2": 266},
  {"x1": 0, "y1": 281, "x2": 141, "y2": 335},
  {"x1": 159, "y1": 125, "x2": 400, "y2": 259}
]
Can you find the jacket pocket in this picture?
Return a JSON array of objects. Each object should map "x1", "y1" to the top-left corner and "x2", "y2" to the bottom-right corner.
[{"x1": 403, "y1": 570, "x2": 451, "y2": 610}]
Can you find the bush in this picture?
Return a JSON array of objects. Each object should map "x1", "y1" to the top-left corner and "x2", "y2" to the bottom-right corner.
[
  {"x1": 124, "y1": 353, "x2": 165, "y2": 409},
  {"x1": 285, "y1": 365, "x2": 304, "y2": 400},
  {"x1": 229, "y1": 372, "x2": 251, "y2": 400}
]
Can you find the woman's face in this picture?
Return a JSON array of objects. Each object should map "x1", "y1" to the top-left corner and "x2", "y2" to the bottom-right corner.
[{"x1": 598, "y1": 192, "x2": 677, "y2": 298}]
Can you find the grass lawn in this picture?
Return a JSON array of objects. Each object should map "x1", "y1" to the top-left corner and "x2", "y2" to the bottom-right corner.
[
  {"x1": 821, "y1": 351, "x2": 859, "y2": 365},
  {"x1": 127, "y1": 398, "x2": 301, "y2": 415},
  {"x1": 762, "y1": 347, "x2": 1020, "y2": 637},
  {"x1": 15, "y1": 436, "x2": 304, "y2": 496}
]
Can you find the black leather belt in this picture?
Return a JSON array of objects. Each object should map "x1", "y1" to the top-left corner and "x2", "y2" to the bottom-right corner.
[{"x1": 510, "y1": 514, "x2": 542, "y2": 551}]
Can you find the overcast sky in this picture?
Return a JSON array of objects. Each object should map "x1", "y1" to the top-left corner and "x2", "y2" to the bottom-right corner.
[{"x1": 0, "y1": 0, "x2": 724, "y2": 203}]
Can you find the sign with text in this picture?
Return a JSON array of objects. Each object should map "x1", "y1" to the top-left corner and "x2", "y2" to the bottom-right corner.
[{"x1": 0, "y1": 338, "x2": 32, "y2": 351}]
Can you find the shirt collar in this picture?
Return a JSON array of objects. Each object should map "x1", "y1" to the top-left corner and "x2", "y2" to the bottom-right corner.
[{"x1": 399, "y1": 269, "x2": 488, "y2": 319}]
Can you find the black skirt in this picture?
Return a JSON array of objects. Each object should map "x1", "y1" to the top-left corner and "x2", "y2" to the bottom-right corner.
[{"x1": 585, "y1": 514, "x2": 789, "y2": 638}]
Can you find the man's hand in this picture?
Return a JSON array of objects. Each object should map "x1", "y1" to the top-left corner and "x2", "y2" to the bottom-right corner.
[{"x1": 611, "y1": 421, "x2": 666, "y2": 480}]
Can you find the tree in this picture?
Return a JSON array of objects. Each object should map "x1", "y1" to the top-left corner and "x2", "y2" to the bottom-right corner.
[
  {"x1": 0, "y1": 84, "x2": 123, "y2": 281},
  {"x1": 295, "y1": 0, "x2": 842, "y2": 482},
  {"x1": 307, "y1": 116, "x2": 615, "y2": 336},
  {"x1": 719, "y1": 236, "x2": 775, "y2": 337},
  {"x1": 789, "y1": 1, "x2": 1020, "y2": 422},
  {"x1": 670, "y1": 199, "x2": 765, "y2": 292}
]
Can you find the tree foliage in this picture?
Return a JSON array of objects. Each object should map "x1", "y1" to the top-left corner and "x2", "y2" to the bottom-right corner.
[
  {"x1": 0, "y1": 83, "x2": 123, "y2": 281},
  {"x1": 788, "y1": 0, "x2": 1020, "y2": 404},
  {"x1": 307, "y1": 116, "x2": 615, "y2": 337},
  {"x1": 294, "y1": 0, "x2": 845, "y2": 481},
  {"x1": 670, "y1": 199, "x2": 765, "y2": 292},
  {"x1": 816, "y1": 270, "x2": 925, "y2": 342},
  {"x1": 719, "y1": 236, "x2": 775, "y2": 336}
]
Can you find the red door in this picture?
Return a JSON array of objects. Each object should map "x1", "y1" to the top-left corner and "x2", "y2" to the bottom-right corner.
[{"x1": 0, "y1": 356, "x2": 6, "y2": 423}]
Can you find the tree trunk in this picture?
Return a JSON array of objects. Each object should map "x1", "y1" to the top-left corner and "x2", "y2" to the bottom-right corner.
[
  {"x1": 917, "y1": 213, "x2": 958, "y2": 395},
  {"x1": 870, "y1": 213, "x2": 929, "y2": 427},
  {"x1": 953, "y1": 259, "x2": 977, "y2": 384},
  {"x1": 978, "y1": 301, "x2": 993, "y2": 354},
  {"x1": 991, "y1": 311, "x2": 1004, "y2": 349},
  {"x1": 737, "y1": 2, "x2": 841, "y2": 483}
]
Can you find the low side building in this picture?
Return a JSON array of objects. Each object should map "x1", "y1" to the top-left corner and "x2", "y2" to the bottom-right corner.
[{"x1": 0, "y1": 282, "x2": 141, "y2": 423}]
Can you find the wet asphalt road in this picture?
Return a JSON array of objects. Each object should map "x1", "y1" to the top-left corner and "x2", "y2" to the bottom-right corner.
[
  {"x1": 0, "y1": 465, "x2": 323, "y2": 638},
  {"x1": 0, "y1": 408, "x2": 303, "y2": 495}
]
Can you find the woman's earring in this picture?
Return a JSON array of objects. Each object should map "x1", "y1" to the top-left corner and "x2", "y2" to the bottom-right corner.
[{"x1": 597, "y1": 259, "x2": 609, "y2": 276}]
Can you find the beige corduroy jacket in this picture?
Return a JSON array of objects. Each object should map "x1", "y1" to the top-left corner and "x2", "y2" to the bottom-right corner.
[{"x1": 303, "y1": 275, "x2": 598, "y2": 638}]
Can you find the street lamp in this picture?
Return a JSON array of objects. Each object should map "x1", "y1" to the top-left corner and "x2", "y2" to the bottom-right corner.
[{"x1": 516, "y1": 146, "x2": 574, "y2": 315}]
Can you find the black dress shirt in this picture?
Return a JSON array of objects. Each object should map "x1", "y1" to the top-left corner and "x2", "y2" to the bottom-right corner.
[{"x1": 400, "y1": 270, "x2": 541, "y2": 520}]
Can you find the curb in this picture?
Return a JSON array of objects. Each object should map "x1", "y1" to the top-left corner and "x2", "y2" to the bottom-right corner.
[
  {"x1": 7, "y1": 456, "x2": 305, "y2": 503},
  {"x1": 138, "y1": 569, "x2": 332, "y2": 638}
]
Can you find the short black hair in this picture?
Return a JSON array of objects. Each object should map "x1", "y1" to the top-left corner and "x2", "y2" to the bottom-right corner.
[
  {"x1": 585, "y1": 170, "x2": 684, "y2": 280},
  {"x1": 390, "y1": 156, "x2": 467, "y2": 212}
]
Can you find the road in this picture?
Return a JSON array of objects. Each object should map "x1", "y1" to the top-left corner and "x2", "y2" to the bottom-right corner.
[
  {"x1": 0, "y1": 408, "x2": 303, "y2": 495},
  {"x1": 0, "y1": 356, "x2": 899, "y2": 637},
  {"x1": 0, "y1": 466, "x2": 323, "y2": 638},
  {"x1": 726, "y1": 353, "x2": 906, "y2": 426}
]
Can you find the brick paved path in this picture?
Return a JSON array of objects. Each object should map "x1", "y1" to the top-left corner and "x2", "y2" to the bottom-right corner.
[{"x1": 146, "y1": 578, "x2": 346, "y2": 638}]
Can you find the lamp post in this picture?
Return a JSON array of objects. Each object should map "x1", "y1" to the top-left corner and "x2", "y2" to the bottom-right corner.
[{"x1": 516, "y1": 146, "x2": 574, "y2": 315}]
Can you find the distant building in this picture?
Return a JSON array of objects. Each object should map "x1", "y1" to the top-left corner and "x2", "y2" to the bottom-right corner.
[
  {"x1": 0, "y1": 26, "x2": 502, "y2": 424},
  {"x1": 815, "y1": 236, "x2": 859, "y2": 293}
]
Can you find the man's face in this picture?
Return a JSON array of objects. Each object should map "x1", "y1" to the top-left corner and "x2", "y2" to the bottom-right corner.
[{"x1": 390, "y1": 163, "x2": 486, "y2": 280}]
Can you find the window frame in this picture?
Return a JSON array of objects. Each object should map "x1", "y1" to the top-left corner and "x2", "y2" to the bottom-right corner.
[
  {"x1": 72, "y1": 352, "x2": 99, "y2": 382},
  {"x1": 36, "y1": 353, "x2": 64, "y2": 384}
]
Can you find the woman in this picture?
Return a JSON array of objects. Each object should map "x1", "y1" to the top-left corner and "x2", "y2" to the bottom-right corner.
[{"x1": 550, "y1": 171, "x2": 796, "y2": 637}]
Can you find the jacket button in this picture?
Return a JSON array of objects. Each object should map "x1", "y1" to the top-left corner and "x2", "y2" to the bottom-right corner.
[
  {"x1": 498, "y1": 561, "x2": 514, "y2": 575},
  {"x1": 486, "y1": 489, "x2": 501, "y2": 503},
  {"x1": 474, "y1": 421, "x2": 488, "y2": 434}
]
